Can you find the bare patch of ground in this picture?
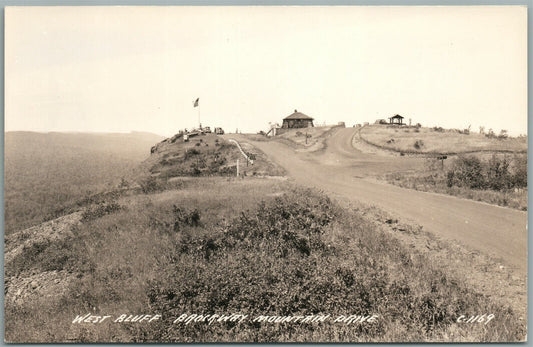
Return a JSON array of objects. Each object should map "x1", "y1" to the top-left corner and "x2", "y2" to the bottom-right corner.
[
  {"x1": 263, "y1": 125, "x2": 344, "y2": 153},
  {"x1": 351, "y1": 128, "x2": 398, "y2": 157},
  {"x1": 5, "y1": 270, "x2": 75, "y2": 306},
  {"x1": 5, "y1": 211, "x2": 83, "y2": 264},
  {"x1": 237, "y1": 141, "x2": 286, "y2": 176}
]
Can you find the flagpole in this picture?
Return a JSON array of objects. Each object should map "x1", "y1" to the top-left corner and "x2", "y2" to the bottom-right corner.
[{"x1": 193, "y1": 97, "x2": 201, "y2": 129}]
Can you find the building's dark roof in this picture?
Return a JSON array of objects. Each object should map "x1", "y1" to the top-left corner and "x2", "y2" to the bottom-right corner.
[
  {"x1": 389, "y1": 114, "x2": 404, "y2": 119},
  {"x1": 284, "y1": 110, "x2": 314, "y2": 120}
]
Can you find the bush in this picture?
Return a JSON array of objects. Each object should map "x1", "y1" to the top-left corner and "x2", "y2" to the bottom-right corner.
[
  {"x1": 446, "y1": 156, "x2": 485, "y2": 189},
  {"x1": 485, "y1": 129, "x2": 496, "y2": 138},
  {"x1": 172, "y1": 205, "x2": 201, "y2": 232},
  {"x1": 498, "y1": 130, "x2": 508, "y2": 139},
  {"x1": 486, "y1": 155, "x2": 511, "y2": 190},
  {"x1": 189, "y1": 164, "x2": 202, "y2": 176},
  {"x1": 184, "y1": 149, "x2": 201, "y2": 160},
  {"x1": 140, "y1": 176, "x2": 163, "y2": 194},
  {"x1": 413, "y1": 140, "x2": 424, "y2": 150},
  {"x1": 118, "y1": 177, "x2": 130, "y2": 189},
  {"x1": 82, "y1": 201, "x2": 121, "y2": 222},
  {"x1": 222, "y1": 192, "x2": 336, "y2": 257},
  {"x1": 512, "y1": 154, "x2": 527, "y2": 188},
  {"x1": 137, "y1": 188, "x2": 524, "y2": 342},
  {"x1": 446, "y1": 154, "x2": 525, "y2": 191}
]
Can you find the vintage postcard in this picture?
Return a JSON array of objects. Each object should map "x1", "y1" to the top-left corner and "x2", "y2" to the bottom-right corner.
[{"x1": 4, "y1": 5, "x2": 527, "y2": 342}]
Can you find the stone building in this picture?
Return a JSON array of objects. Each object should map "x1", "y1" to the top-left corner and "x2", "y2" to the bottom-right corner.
[{"x1": 281, "y1": 110, "x2": 314, "y2": 129}]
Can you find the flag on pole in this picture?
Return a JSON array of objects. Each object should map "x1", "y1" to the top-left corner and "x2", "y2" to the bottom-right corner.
[{"x1": 193, "y1": 98, "x2": 199, "y2": 107}]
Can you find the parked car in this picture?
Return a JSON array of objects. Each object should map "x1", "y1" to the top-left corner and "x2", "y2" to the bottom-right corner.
[
  {"x1": 203, "y1": 126, "x2": 212, "y2": 133},
  {"x1": 215, "y1": 127, "x2": 225, "y2": 135}
]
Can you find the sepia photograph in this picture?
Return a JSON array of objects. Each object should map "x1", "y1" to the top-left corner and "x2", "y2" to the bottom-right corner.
[{"x1": 4, "y1": 5, "x2": 527, "y2": 342}]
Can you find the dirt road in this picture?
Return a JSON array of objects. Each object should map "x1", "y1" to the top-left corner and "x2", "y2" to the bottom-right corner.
[{"x1": 229, "y1": 128, "x2": 527, "y2": 273}]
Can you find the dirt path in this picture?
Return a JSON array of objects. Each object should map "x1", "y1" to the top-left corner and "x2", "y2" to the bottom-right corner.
[{"x1": 228, "y1": 128, "x2": 527, "y2": 275}]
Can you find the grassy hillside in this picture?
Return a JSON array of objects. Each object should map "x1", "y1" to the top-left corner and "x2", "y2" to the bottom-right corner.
[
  {"x1": 276, "y1": 125, "x2": 341, "y2": 150},
  {"x1": 354, "y1": 125, "x2": 527, "y2": 210},
  {"x1": 246, "y1": 126, "x2": 342, "y2": 151},
  {"x1": 142, "y1": 133, "x2": 284, "y2": 181},
  {"x1": 4, "y1": 131, "x2": 526, "y2": 342},
  {"x1": 4, "y1": 177, "x2": 525, "y2": 342},
  {"x1": 359, "y1": 125, "x2": 527, "y2": 154},
  {"x1": 5, "y1": 131, "x2": 164, "y2": 234}
]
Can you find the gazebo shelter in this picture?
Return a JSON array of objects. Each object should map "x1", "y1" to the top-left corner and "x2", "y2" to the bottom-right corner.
[
  {"x1": 389, "y1": 114, "x2": 404, "y2": 125},
  {"x1": 282, "y1": 110, "x2": 314, "y2": 129}
]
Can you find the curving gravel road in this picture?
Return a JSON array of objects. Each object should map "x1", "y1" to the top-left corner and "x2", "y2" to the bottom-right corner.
[{"x1": 229, "y1": 128, "x2": 527, "y2": 274}]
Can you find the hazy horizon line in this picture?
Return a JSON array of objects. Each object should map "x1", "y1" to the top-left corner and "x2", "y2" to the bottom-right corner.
[{"x1": 5, "y1": 124, "x2": 528, "y2": 138}]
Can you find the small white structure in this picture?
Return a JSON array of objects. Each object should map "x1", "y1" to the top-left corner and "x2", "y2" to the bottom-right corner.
[{"x1": 266, "y1": 122, "x2": 281, "y2": 136}]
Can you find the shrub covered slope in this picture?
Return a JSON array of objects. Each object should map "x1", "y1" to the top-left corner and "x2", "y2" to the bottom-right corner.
[{"x1": 5, "y1": 178, "x2": 525, "y2": 342}]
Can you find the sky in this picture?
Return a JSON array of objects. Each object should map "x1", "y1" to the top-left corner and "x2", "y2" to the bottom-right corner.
[{"x1": 5, "y1": 6, "x2": 527, "y2": 137}]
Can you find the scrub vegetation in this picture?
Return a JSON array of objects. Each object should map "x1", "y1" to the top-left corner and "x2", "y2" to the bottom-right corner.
[
  {"x1": 4, "y1": 131, "x2": 526, "y2": 342},
  {"x1": 5, "y1": 177, "x2": 525, "y2": 342},
  {"x1": 384, "y1": 154, "x2": 527, "y2": 210}
]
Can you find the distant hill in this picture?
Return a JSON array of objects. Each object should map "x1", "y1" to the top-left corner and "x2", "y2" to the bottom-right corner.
[
  {"x1": 5, "y1": 131, "x2": 165, "y2": 234},
  {"x1": 6, "y1": 131, "x2": 164, "y2": 160}
]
